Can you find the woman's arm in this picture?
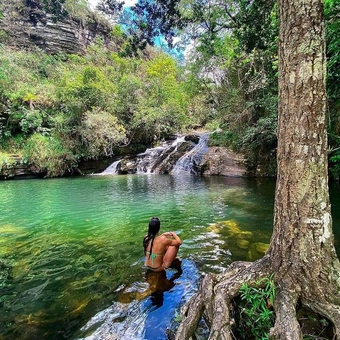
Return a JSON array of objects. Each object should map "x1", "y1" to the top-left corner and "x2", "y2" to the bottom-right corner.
[{"x1": 162, "y1": 231, "x2": 182, "y2": 246}]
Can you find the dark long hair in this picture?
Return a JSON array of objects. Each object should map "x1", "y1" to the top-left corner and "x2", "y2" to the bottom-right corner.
[{"x1": 143, "y1": 217, "x2": 160, "y2": 257}]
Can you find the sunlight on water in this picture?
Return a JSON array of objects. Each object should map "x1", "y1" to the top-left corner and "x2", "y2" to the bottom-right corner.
[{"x1": 0, "y1": 175, "x2": 339, "y2": 339}]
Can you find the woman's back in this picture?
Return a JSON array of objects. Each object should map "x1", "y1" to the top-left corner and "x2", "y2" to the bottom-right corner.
[{"x1": 143, "y1": 218, "x2": 182, "y2": 271}]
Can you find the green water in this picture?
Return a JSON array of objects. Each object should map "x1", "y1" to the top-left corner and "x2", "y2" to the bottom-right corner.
[{"x1": 0, "y1": 175, "x2": 339, "y2": 339}]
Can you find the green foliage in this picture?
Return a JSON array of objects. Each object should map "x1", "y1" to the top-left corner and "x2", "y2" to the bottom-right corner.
[
  {"x1": 41, "y1": 0, "x2": 68, "y2": 21},
  {"x1": 177, "y1": 0, "x2": 279, "y2": 174},
  {"x1": 0, "y1": 40, "x2": 196, "y2": 176},
  {"x1": 57, "y1": 63, "x2": 117, "y2": 116},
  {"x1": 115, "y1": 74, "x2": 142, "y2": 121},
  {"x1": 325, "y1": 0, "x2": 340, "y2": 180},
  {"x1": 19, "y1": 109, "x2": 50, "y2": 135},
  {"x1": 111, "y1": 25, "x2": 125, "y2": 39},
  {"x1": 22, "y1": 134, "x2": 76, "y2": 177},
  {"x1": 0, "y1": 29, "x2": 8, "y2": 44},
  {"x1": 330, "y1": 151, "x2": 340, "y2": 181},
  {"x1": 240, "y1": 115, "x2": 277, "y2": 153},
  {"x1": 64, "y1": 0, "x2": 90, "y2": 20},
  {"x1": 77, "y1": 109, "x2": 127, "y2": 159},
  {"x1": 325, "y1": 0, "x2": 340, "y2": 103},
  {"x1": 132, "y1": 54, "x2": 189, "y2": 139},
  {"x1": 2, "y1": 0, "x2": 338, "y2": 179},
  {"x1": 235, "y1": 0, "x2": 278, "y2": 53},
  {"x1": 236, "y1": 276, "x2": 276, "y2": 340},
  {"x1": 0, "y1": 152, "x2": 16, "y2": 172},
  {"x1": 96, "y1": 0, "x2": 340, "y2": 179},
  {"x1": 209, "y1": 130, "x2": 239, "y2": 148}
]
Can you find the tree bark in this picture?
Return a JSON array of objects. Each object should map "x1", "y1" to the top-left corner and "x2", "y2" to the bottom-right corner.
[
  {"x1": 175, "y1": 0, "x2": 340, "y2": 339},
  {"x1": 269, "y1": 0, "x2": 340, "y2": 317}
]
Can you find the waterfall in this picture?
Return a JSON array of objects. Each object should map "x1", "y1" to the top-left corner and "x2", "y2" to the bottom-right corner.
[
  {"x1": 97, "y1": 133, "x2": 210, "y2": 176},
  {"x1": 136, "y1": 136, "x2": 187, "y2": 174},
  {"x1": 98, "y1": 160, "x2": 121, "y2": 175},
  {"x1": 171, "y1": 132, "x2": 210, "y2": 175}
]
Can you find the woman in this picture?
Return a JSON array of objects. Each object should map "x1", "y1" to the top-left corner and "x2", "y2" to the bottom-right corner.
[{"x1": 143, "y1": 217, "x2": 182, "y2": 272}]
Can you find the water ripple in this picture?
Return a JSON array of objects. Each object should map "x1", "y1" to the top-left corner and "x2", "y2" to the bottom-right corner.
[{"x1": 0, "y1": 175, "x2": 280, "y2": 339}]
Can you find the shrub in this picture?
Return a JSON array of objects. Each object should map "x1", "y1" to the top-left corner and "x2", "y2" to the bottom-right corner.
[
  {"x1": 235, "y1": 276, "x2": 276, "y2": 340},
  {"x1": 0, "y1": 152, "x2": 16, "y2": 173},
  {"x1": 77, "y1": 109, "x2": 127, "y2": 159},
  {"x1": 22, "y1": 134, "x2": 76, "y2": 177}
]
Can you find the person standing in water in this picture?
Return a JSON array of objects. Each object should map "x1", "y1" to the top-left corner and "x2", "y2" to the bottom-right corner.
[{"x1": 143, "y1": 217, "x2": 182, "y2": 271}]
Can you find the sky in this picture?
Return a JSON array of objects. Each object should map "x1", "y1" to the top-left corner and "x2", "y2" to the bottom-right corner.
[
  {"x1": 87, "y1": 0, "x2": 98, "y2": 10},
  {"x1": 86, "y1": 0, "x2": 189, "y2": 61}
]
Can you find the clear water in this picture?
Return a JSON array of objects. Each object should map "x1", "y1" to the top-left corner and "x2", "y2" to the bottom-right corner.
[{"x1": 0, "y1": 175, "x2": 339, "y2": 339}]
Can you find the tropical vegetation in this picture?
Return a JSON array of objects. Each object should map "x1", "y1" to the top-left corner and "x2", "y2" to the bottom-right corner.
[
  {"x1": 0, "y1": 0, "x2": 339, "y2": 179},
  {"x1": 0, "y1": 41, "x2": 193, "y2": 176}
]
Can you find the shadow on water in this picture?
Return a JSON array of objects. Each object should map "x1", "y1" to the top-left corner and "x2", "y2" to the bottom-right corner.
[
  {"x1": 1, "y1": 176, "x2": 340, "y2": 339},
  {"x1": 77, "y1": 260, "x2": 200, "y2": 340}
]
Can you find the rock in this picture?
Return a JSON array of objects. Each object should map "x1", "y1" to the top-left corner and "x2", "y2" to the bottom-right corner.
[
  {"x1": 1, "y1": 133, "x2": 247, "y2": 179},
  {"x1": 248, "y1": 242, "x2": 270, "y2": 261},
  {"x1": 184, "y1": 134, "x2": 200, "y2": 144},
  {"x1": 118, "y1": 137, "x2": 198, "y2": 175},
  {"x1": 119, "y1": 157, "x2": 138, "y2": 174},
  {"x1": 221, "y1": 220, "x2": 253, "y2": 238},
  {"x1": 78, "y1": 259, "x2": 201, "y2": 340},
  {"x1": 0, "y1": 0, "x2": 115, "y2": 55},
  {"x1": 255, "y1": 242, "x2": 270, "y2": 254},
  {"x1": 0, "y1": 155, "x2": 43, "y2": 179},
  {"x1": 206, "y1": 225, "x2": 221, "y2": 233},
  {"x1": 237, "y1": 238, "x2": 250, "y2": 250},
  {"x1": 200, "y1": 147, "x2": 246, "y2": 177}
]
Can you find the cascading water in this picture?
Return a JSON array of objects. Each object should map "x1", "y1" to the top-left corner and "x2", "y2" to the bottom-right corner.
[
  {"x1": 136, "y1": 136, "x2": 187, "y2": 174},
  {"x1": 171, "y1": 132, "x2": 210, "y2": 175},
  {"x1": 98, "y1": 133, "x2": 210, "y2": 175},
  {"x1": 136, "y1": 133, "x2": 210, "y2": 175},
  {"x1": 97, "y1": 160, "x2": 121, "y2": 175}
]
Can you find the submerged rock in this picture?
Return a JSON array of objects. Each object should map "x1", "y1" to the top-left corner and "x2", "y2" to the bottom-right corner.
[
  {"x1": 248, "y1": 242, "x2": 270, "y2": 261},
  {"x1": 236, "y1": 238, "x2": 250, "y2": 250},
  {"x1": 220, "y1": 220, "x2": 253, "y2": 238}
]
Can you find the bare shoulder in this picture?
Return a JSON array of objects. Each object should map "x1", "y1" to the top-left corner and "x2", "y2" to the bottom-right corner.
[{"x1": 159, "y1": 234, "x2": 171, "y2": 244}]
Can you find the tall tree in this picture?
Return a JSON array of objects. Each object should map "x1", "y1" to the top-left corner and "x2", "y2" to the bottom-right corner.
[{"x1": 174, "y1": 0, "x2": 340, "y2": 338}]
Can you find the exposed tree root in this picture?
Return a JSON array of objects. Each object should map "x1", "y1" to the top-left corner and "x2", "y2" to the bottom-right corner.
[
  {"x1": 175, "y1": 273, "x2": 215, "y2": 340},
  {"x1": 174, "y1": 254, "x2": 340, "y2": 340},
  {"x1": 302, "y1": 300, "x2": 340, "y2": 338},
  {"x1": 269, "y1": 282, "x2": 301, "y2": 339},
  {"x1": 175, "y1": 255, "x2": 272, "y2": 340}
]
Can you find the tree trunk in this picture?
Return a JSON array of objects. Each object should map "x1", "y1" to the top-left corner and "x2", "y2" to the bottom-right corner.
[
  {"x1": 175, "y1": 0, "x2": 340, "y2": 339},
  {"x1": 268, "y1": 0, "x2": 340, "y2": 336}
]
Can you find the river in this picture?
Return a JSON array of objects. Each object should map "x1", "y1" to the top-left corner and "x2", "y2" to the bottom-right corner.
[{"x1": 1, "y1": 175, "x2": 339, "y2": 339}]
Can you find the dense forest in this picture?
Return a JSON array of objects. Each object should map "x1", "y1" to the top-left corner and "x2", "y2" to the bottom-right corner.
[{"x1": 0, "y1": 0, "x2": 339, "y2": 179}]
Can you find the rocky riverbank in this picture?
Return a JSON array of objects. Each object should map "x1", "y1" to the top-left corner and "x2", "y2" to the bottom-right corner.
[{"x1": 0, "y1": 134, "x2": 246, "y2": 179}]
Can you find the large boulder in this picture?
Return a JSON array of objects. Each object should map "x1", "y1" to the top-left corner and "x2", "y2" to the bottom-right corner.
[{"x1": 200, "y1": 147, "x2": 246, "y2": 177}]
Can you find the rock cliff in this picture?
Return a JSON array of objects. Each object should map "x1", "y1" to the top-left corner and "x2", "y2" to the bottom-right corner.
[{"x1": 0, "y1": 0, "x2": 115, "y2": 54}]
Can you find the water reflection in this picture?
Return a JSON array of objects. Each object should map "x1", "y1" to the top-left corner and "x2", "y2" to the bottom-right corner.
[
  {"x1": 117, "y1": 266, "x2": 183, "y2": 308},
  {"x1": 80, "y1": 260, "x2": 198, "y2": 340},
  {"x1": 0, "y1": 176, "x2": 339, "y2": 339}
]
